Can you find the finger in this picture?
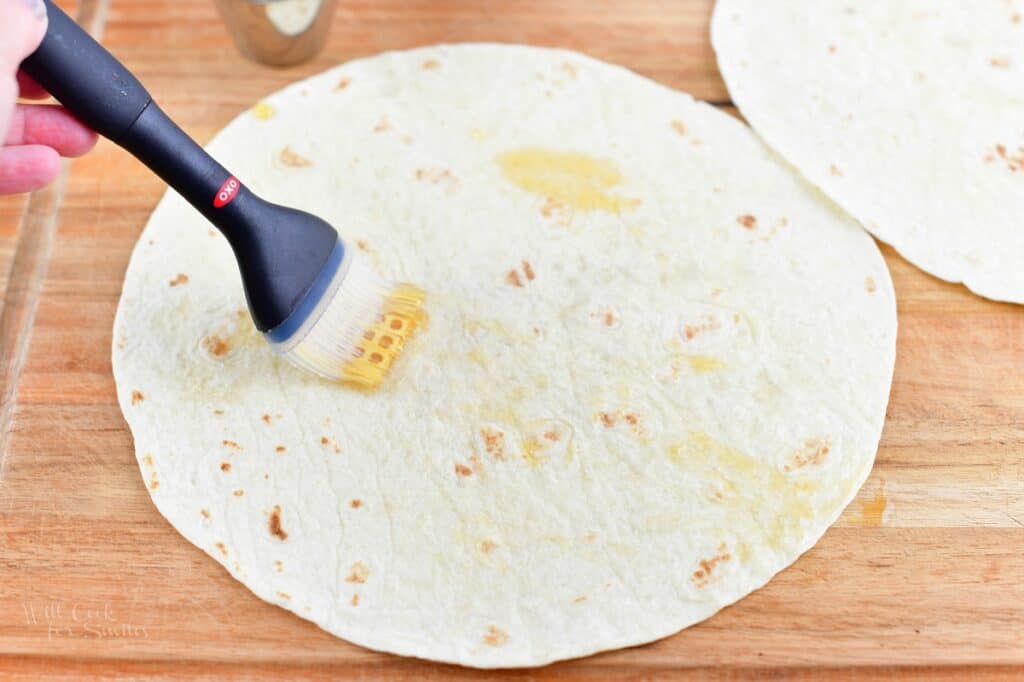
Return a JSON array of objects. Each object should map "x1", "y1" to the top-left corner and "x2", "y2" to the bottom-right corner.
[
  {"x1": 0, "y1": 145, "x2": 61, "y2": 195},
  {"x1": 17, "y1": 72, "x2": 49, "y2": 100},
  {"x1": 6, "y1": 104, "x2": 97, "y2": 156},
  {"x1": 0, "y1": 1, "x2": 48, "y2": 73}
]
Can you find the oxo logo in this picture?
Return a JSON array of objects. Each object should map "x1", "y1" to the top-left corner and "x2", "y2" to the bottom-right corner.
[{"x1": 213, "y1": 176, "x2": 241, "y2": 208}]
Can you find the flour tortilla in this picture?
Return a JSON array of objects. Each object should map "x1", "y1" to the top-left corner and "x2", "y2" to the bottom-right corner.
[
  {"x1": 712, "y1": 0, "x2": 1024, "y2": 303},
  {"x1": 112, "y1": 44, "x2": 896, "y2": 667}
]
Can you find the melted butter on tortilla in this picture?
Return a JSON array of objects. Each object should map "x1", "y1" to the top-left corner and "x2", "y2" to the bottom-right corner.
[
  {"x1": 667, "y1": 430, "x2": 821, "y2": 549},
  {"x1": 684, "y1": 355, "x2": 726, "y2": 373},
  {"x1": 496, "y1": 147, "x2": 638, "y2": 213}
]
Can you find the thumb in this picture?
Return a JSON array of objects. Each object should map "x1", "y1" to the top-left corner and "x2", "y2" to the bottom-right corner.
[{"x1": 0, "y1": 1, "x2": 48, "y2": 73}]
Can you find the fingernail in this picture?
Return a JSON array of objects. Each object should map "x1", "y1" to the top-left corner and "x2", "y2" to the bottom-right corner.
[{"x1": 21, "y1": 0, "x2": 47, "y2": 22}]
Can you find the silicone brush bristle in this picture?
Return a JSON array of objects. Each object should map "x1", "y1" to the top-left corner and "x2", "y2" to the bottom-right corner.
[
  {"x1": 339, "y1": 283, "x2": 425, "y2": 387},
  {"x1": 269, "y1": 252, "x2": 425, "y2": 388}
]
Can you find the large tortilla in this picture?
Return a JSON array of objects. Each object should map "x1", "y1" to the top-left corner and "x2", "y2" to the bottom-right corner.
[
  {"x1": 112, "y1": 45, "x2": 896, "y2": 667},
  {"x1": 712, "y1": 0, "x2": 1024, "y2": 303}
]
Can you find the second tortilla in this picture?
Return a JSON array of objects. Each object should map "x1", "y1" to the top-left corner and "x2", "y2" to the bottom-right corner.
[{"x1": 713, "y1": 0, "x2": 1024, "y2": 303}]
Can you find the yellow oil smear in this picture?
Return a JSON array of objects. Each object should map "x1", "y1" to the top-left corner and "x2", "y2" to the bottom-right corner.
[
  {"x1": 341, "y1": 284, "x2": 426, "y2": 389},
  {"x1": 467, "y1": 346, "x2": 490, "y2": 369},
  {"x1": 666, "y1": 431, "x2": 819, "y2": 549},
  {"x1": 858, "y1": 479, "x2": 887, "y2": 527},
  {"x1": 496, "y1": 147, "x2": 639, "y2": 213},
  {"x1": 685, "y1": 355, "x2": 726, "y2": 373},
  {"x1": 522, "y1": 437, "x2": 543, "y2": 466},
  {"x1": 464, "y1": 316, "x2": 534, "y2": 344},
  {"x1": 252, "y1": 102, "x2": 276, "y2": 120}
]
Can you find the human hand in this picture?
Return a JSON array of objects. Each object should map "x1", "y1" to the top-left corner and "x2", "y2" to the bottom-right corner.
[{"x1": 0, "y1": 0, "x2": 97, "y2": 194}]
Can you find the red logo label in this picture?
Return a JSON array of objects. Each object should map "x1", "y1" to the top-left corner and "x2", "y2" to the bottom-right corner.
[{"x1": 213, "y1": 176, "x2": 241, "y2": 208}]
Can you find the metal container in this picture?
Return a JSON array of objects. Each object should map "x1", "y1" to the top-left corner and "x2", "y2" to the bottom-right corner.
[{"x1": 213, "y1": 0, "x2": 337, "y2": 67}]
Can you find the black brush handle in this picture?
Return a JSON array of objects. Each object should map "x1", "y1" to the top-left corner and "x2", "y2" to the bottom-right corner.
[{"x1": 19, "y1": 0, "x2": 338, "y2": 332}]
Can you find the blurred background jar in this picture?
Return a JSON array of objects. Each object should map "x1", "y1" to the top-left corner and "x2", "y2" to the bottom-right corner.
[{"x1": 214, "y1": 0, "x2": 338, "y2": 67}]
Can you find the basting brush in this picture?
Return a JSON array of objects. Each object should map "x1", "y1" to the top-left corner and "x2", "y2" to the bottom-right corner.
[{"x1": 21, "y1": 0, "x2": 424, "y2": 389}]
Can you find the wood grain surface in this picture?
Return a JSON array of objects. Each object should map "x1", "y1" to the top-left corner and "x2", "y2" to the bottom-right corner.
[{"x1": 0, "y1": 1, "x2": 1021, "y2": 679}]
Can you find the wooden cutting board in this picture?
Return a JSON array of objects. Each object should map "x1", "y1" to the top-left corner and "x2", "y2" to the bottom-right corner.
[{"x1": 0, "y1": 1, "x2": 1021, "y2": 679}]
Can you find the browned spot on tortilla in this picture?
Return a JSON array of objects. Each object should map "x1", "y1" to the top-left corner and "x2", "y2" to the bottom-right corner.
[
  {"x1": 483, "y1": 625, "x2": 508, "y2": 646},
  {"x1": 784, "y1": 436, "x2": 832, "y2": 472},
  {"x1": 275, "y1": 445, "x2": 286, "y2": 453},
  {"x1": 261, "y1": 414, "x2": 272, "y2": 425},
  {"x1": 356, "y1": 239, "x2": 369, "y2": 251},
  {"x1": 321, "y1": 436, "x2": 330, "y2": 445},
  {"x1": 142, "y1": 454, "x2": 153, "y2": 467},
  {"x1": 1013, "y1": 12, "x2": 1022, "y2": 23},
  {"x1": 573, "y1": 595, "x2": 588, "y2": 603},
  {"x1": 203, "y1": 335, "x2": 231, "y2": 357},
  {"x1": 213, "y1": 409, "x2": 224, "y2": 416},
  {"x1": 373, "y1": 117, "x2": 390, "y2": 133},
  {"x1": 671, "y1": 120, "x2": 686, "y2": 135},
  {"x1": 200, "y1": 508, "x2": 210, "y2": 519},
  {"x1": 540, "y1": 197, "x2": 563, "y2": 217},
  {"x1": 276, "y1": 592, "x2": 291, "y2": 600},
  {"x1": 269, "y1": 505, "x2": 288, "y2": 540},
  {"x1": 350, "y1": 499, "x2": 363, "y2": 509},
  {"x1": 543, "y1": 430, "x2": 560, "y2": 442},
  {"x1": 421, "y1": 58, "x2": 440, "y2": 70},
  {"x1": 561, "y1": 61, "x2": 577, "y2": 78},
  {"x1": 345, "y1": 561, "x2": 369, "y2": 583},
  {"x1": 582, "y1": 532, "x2": 596, "y2": 542},
  {"x1": 215, "y1": 542, "x2": 228, "y2": 557},
  {"x1": 274, "y1": 560, "x2": 283, "y2": 572},
  {"x1": 829, "y1": 164, "x2": 844, "y2": 177},
  {"x1": 828, "y1": 43, "x2": 837, "y2": 53},
  {"x1": 233, "y1": 489, "x2": 244, "y2": 497},
  {"x1": 692, "y1": 543, "x2": 732, "y2": 586},
  {"x1": 865, "y1": 276, "x2": 877, "y2": 293},
  {"x1": 335, "y1": 76, "x2": 351, "y2": 90},
  {"x1": 737, "y1": 214, "x2": 757, "y2": 229},
  {"x1": 990, "y1": 57, "x2": 1011, "y2": 68},
  {"x1": 479, "y1": 540, "x2": 498, "y2": 554},
  {"x1": 990, "y1": 143, "x2": 1024, "y2": 172},
  {"x1": 455, "y1": 463, "x2": 473, "y2": 477},
  {"x1": 149, "y1": 480, "x2": 159, "y2": 490},
  {"x1": 279, "y1": 146, "x2": 312, "y2": 168},
  {"x1": 598, "y1": 412, "x2": 616, "y2": 428},
  {"x1": 481, "y1": 427, "x2": 507, "y2": 460},
  {"x1": 169, "y1": 273, "x2": 189, "y2": 287},
  {"x1": 683, "y1": 314, "x2": 722, "y2": 341},
  {"x1": 220, "y1": 462, "x2": 231, "y2": 472},
  {"x1": 505, "y1": 269, "x2": 523, "y2": 287},
  {"x1": 624, "y1": 413, "x2": 639, "y2": 427},
  {"x1": 222, "y1": 440, "x2": 241, "y2": 450},
  {"x1": 603, "y1": 311, "x2": 615, "y2": 326},
  {"x1": 131, "y1": 390, "x2": 144, "y2": 406},
  {"x1": 522, "y1": 261, "x2": 535, "y2": 281},
  {"x1": 350, "y1": 594, "x2": 360, "y2": 606}
]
